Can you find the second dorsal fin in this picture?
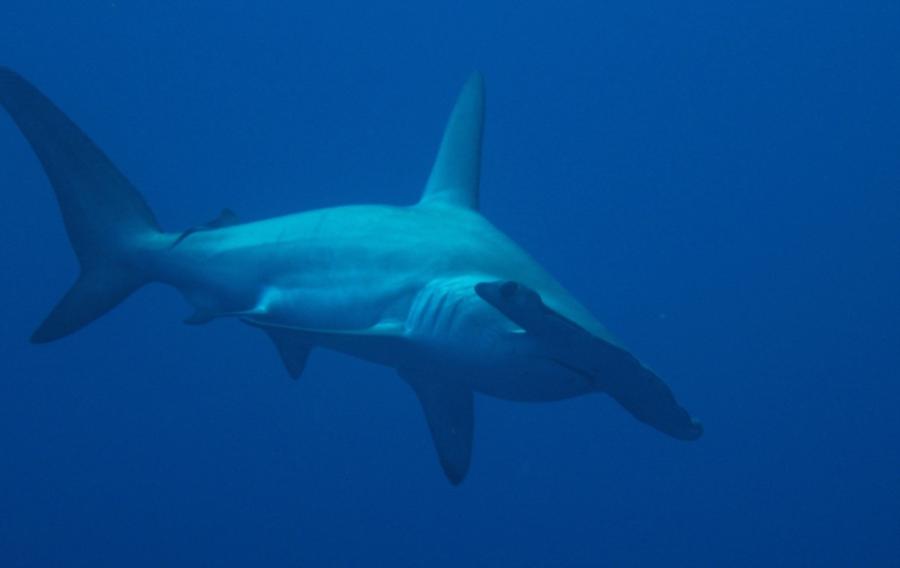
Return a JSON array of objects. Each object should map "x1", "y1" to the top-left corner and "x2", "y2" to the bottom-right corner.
[{"x1": 171, "y1": 208, "x2": 239, "y2": 248}]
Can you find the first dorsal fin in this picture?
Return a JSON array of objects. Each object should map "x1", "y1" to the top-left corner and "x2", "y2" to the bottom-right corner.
[{"x1": 419, "y1": 73, "x2": 485, "y2": 210}]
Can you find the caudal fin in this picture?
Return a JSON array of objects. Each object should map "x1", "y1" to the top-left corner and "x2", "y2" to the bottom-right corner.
[{"x1": 0, "y1": 67, "x2": 161, "y2": 342}]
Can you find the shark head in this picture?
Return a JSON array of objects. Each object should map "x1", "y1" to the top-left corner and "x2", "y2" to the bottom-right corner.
[
  {"x1": 475, "y1": 280, "x2": 538, "y2": 312},
  {"x1": 476, "y1": 279, "x2": 704, "y2": 442},
  {"x1": 475, "y1": 280, "x2": 585, "y2": 339}
]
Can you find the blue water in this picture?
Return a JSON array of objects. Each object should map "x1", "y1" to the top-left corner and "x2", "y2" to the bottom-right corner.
[{"x1": 1, "y1": 2, "x2": 898, "y2": 566}]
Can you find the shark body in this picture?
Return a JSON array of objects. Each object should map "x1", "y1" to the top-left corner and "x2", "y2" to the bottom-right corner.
[{"x1": 0, "y1": 68, "x2": 701, "y2": 484}]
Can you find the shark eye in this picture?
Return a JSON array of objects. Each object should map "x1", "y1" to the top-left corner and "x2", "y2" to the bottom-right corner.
[{"x1": 499, "y1": 281, "x2": 519, "y2": 299}]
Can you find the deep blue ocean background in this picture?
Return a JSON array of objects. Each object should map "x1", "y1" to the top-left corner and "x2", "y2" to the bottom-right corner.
[{"x1": 1, "y1": 2, "x2": 898, "y2": 566}]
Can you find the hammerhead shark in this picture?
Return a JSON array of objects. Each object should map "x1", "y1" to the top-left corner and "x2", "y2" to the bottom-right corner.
[{"x1": 0, "y1": 67, "x2": 702, "y2": 484}]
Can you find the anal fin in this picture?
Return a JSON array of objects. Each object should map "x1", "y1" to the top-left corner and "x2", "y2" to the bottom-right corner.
[{"x1": 400, "y1": 369, "x2": 474, "y2": 485}]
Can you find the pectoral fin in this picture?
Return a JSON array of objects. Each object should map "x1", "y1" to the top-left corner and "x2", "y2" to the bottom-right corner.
[{"x1": 400, "y1": 369, "x2": 474, "y2": 485}]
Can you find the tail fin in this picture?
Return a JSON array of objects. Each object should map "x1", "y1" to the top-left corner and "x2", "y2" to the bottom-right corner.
[{"x1": 0, "y1": 67, "x2": 161, "y2": 342}]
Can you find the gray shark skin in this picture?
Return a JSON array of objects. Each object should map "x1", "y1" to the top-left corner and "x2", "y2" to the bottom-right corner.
[{"x1": 0, "y1": 67, "x2": 702, "y2": 485}]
